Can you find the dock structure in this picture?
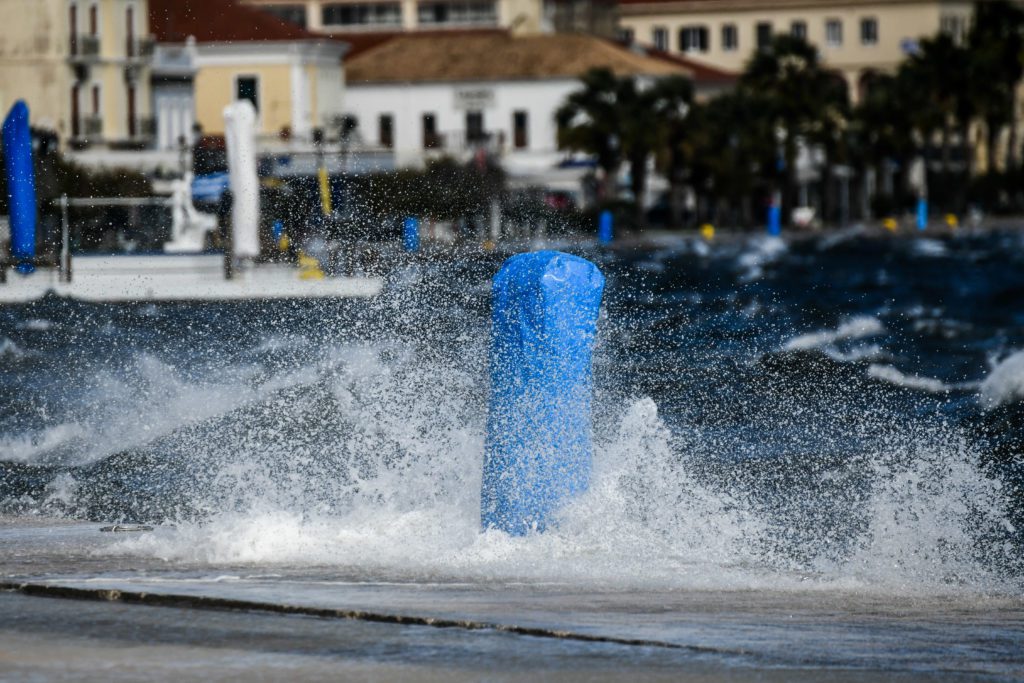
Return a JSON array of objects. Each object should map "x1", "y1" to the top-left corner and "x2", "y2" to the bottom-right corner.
[{"x1": 0, "y1": 254, "x2": 383, "y2": 303}]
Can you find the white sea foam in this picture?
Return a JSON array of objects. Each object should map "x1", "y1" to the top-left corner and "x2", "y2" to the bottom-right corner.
[
  {"x1": 0, "y1": 422, "x2": 89, "y2": 463},
  {"x1": 783, "y1": 316, "x2": 885, "y2": 352},
  {"x1": 911, "y1": 238, "x2": 949, "y2": 258},
  {"x1": 115, "y1": 386, "x2": 1016, "y2": 595},
  {"x1": 0, "y1": 338, "x2": 33, "y2": 359},
  {"x1": 979, "y1": 350, "x2": 1024, "y2": 409},
  {"x1": 737, "y1": 236, "x2": 787, "y2": 281},
  {"x1": 867, "y1": 364, "x2": 953, "y2": 394},
  {"x1": 16, "y1": 318, "x2": 54, "y2": 331}
]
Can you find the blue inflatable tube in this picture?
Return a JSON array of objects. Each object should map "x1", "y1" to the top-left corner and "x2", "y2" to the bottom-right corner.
[
  {"x1": 2, "y1": 101, "x2": 37, "y2": 273},
  {"x1": 481, "y1": 251, "x2": 605, "y2": 535}
]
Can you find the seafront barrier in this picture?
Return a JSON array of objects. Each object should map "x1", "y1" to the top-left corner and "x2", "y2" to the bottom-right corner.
[{"x1": 482, "y1": 250, "x2": 605, "y2": 535}]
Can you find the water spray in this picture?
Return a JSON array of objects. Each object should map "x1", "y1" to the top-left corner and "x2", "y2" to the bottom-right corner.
[{"x1": 481, "y1": 251, "x2": 605, "y2": 535}]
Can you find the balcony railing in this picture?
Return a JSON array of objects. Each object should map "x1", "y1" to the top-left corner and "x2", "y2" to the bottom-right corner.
[
  {"x1": 69, "y1": 35, "x2": 101, "y2": 59},
  {"x1": 83, "y1": 116, "x2": 103, "y2": 138},
  {"x1": 126, "y1": 37, "x2": 155, "y2": 59},
  {"x1": 133, "y1": 117, "x2": 156, "y2": 139}
]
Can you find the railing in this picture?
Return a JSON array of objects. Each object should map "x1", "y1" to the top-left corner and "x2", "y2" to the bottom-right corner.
[
  {"x1": 134, "y1": 117, "x2": 156, "y2": 139},
  {"x1": 152, "y1": 44, "x2": 196, "y2": 75},
  {"x1": 70, "y1": 35, "x2": 101, "y2": 59},
  {"x1": 83, "y1": 116, "x2": 103, "y2": 137},
  {"x1": 126, "y1": 37, "x2": 156, "y2": 59}
]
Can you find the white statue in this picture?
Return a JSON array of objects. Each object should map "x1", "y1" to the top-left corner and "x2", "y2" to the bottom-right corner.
[{"x1": 163, "y1": 171, "x2": 218, "y2": 253}]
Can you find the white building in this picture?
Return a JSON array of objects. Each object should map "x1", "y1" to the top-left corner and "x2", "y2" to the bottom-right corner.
[{"x1": 344, "y1": 32, "x2": 728, "y2": 183}]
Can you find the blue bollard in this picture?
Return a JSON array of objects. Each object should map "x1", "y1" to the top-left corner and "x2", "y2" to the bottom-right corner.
[
  {"x1": 403, "y1": 216, "x2": 420, "y2": 252},
  {"x1": 598, "y1": 209, "x2": 613, "y2": 245},
  {"x1": 916, "y1": 198, "x2": 928, "y2": 231},
  {"x1": 767, "y1": 203, "x2": 781, "y2": 237},
  {"x1": 482, "y1": 251, "x2": 605, "y2": 535},
  {"x1": 2, "y1": 101, "x2": 37, "y2": 274}
]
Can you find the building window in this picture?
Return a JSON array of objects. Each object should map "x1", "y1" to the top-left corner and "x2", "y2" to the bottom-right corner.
[
  {"x1": 790, "y1": 20, "x2": 806, "y2": 41},
  {"x1": 860, "y1": 17, "x2": 878, "y2": 45},
  {"x1": 513, "y1": 110, "x2": 528, "y2": 149},
  {"x1": 70, "y1": 84, "x2": 80, "y2": 137},
  {"x1": 322, "y1": 3, "x2": 401, "y2": 26},
  {"x1": 127, "y1": 83, "x2": 137, "y2": 137},
  {"x1": 466, "y1": 111, "x2": 485, "y2": 143},
  {"x1": 721, "y1": 23, "x2": 738, "y2": 51},
  {"x1": 236, "y1": 76, "x2": 259, "y2": 112},
  {"x1": 617, "y1": 27, "x2": 634, "y2": 42},
  {"x1": 756, "y1": 22, "x2": 772, "y2": 49},
  {"x1": 417, "y1": 2, "x2": 497, "y2": 26},
  {"x1": 262, "y1": 5, "x2": 308, "y2": 26},
  {"x1": 69, "y1": 3, "x2": 78, "y2": 55},
  {"x1": 91, "y1": 84, "x2": 100, "y2": 115},
  {"x1": 422, "y1": 113, "x2": 438, "y2": 148},
  {"x1": 652, "y1": 26, "x2": 668, "y2": 51},
  {"x1": 825, "y1": 19, "x2": 843, "y2": 47},
  {"x1": 126, "y1": 5, "x2": 135, "y2": 57},
  {"x1": 940, "y1": 14, "x2": 967, "y2": 44},
  {"x1": 678, "y1": 25, "x2": 709, "y2": 53},
  {"x1": 379, "y1": 113, "x2": 393, "y2": 148}
]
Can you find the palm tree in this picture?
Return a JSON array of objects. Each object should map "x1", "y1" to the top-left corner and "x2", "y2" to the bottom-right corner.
[
  {"x1": 740, "y1": 35, "x2": 849, "y2": 224},
  {"x1": 556, "y1": 68, "x2": 624, "y2": 203},
  {"x1": 968, "y1": 0, "x2": 1024, "y2": 172},
  {"x1": 901, "y1": 33, "x2": 973, "y2": 207}
]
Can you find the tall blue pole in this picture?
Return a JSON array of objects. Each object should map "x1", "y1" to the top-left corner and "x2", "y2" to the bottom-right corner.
[
  {"x1": 2, "y1": 101, "x2": 37, "y2": 274},
  {"x1": 598, "y1": 209, "x2": 613, "y2": 245},
  {"x1": 482, "y1": 251, "x2": 605, "y2": 535},
  {"x1": 916, "y1": 197, "x2": 928, "y2": 231},
  {"x1": 403, "y1": 216, "x2": 420, "y2": 252},
  {"x1": 767, "y1": 191, "x2": 782, "y2": 237}
]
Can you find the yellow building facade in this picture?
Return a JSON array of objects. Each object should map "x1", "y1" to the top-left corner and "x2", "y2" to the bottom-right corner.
[
  {"x1": 189, "y1": 42, "x2": 346, "y2": 141},
  {"x1": 239, "y1": 0, "x2": 548, "y2": 34},
  {"x1": 0, "y1": 0, "x2": 154, "y2": 147},
  {"x1": 618, "y1": 0, "x2": 975, "y2": 100}
]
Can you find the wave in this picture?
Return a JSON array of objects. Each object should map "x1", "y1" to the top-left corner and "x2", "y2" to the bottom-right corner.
[
  {"x1": 866, "y1": 364, "x2": 956, "y2": 394},
  {"x1": 782, "y1": 316, "x2": 885, "y2": 352},
  {"x1": 979, "y1": 350, "x2": 1024, "y2": 410}
]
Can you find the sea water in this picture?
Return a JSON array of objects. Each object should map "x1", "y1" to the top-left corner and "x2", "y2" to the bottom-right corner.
[{"x1": 1, "y1": 232, "x2": 1023, "y2": 616}]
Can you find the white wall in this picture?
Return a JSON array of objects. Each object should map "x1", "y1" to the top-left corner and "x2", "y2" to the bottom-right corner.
[{"x1": 346, "y1": 79, "x2": 578, "y2": 171}]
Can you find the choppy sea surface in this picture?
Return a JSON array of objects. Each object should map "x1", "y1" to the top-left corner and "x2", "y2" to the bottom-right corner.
[{"x1": 2, "y1": 228, "x2": 1024, "y2": 601}]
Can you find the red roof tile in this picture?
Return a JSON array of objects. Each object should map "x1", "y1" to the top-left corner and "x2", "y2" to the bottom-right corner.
[
  {"x1": 149, "y1": 0, "x2": 328, "y2": 43},
  {"x1": 320, "y1": 27, "x2": 508, "y2": 58}
]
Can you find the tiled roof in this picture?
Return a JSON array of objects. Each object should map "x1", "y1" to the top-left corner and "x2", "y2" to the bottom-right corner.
[
  {"x1": 619, "y1": 41, "x2": 739, "y2": 82},
  {"x1": 346, "y1": 32, "x2": 695, "y2": 84},
  {"x1": 149, "y1": 0, "x2": 329, "y2": 43},
  {"x1": 320, "y1": 27, "x2": 507, "y2": 58}
]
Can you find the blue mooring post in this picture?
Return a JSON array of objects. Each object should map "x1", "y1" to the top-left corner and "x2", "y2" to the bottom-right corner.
[
  {"x1": 2, "y1": 101, "x2": 37, "y2": 274},
  {"x1": 403, "y1": 216, "x2": 420, "y2": 252},
  {"x1": 598, "y1": 209, "x2": 613, "y2": 245},
  {"x1": 767, "y1": 192, "x2": 782, "y2": 237},
  {"x1": 916, "y1": 197, "x2": 928, "y2": 231},
  {"x1": 481, "y1": 251, "x2": 605, "y2": 535}
]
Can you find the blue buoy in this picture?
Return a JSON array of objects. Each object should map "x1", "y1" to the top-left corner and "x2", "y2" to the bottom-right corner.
[
  {"x1": 767, "y1": 203, "x2": 781, "y2": 237},
  {"x1": 916, "y1": 198, "x2": 928, "y2": 231},
  {"x1": 482, "y1": 251, "x2": 605, "y2": 535},
  {"x1": 2, "y1": 101, "x2": 37, "y2": 274},
  {"x1": 598, "y1": 210, "x2": 613, "y2": 245},
  {"x1": 403, "y1": 216, "x2": 420, "y2": 252}
]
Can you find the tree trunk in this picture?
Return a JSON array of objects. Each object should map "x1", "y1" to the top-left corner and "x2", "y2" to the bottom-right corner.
[
  {"x1": 630, "y1": 152, "x2": 647, "y2": 227},
  {"x1": 986, "y1": 117, "x2": 1001, "y2": 174},
  {"x1": 940, "y1": 121, "x2": 952, "y2": 211},
  {"x1": 1008, "y1": 89, "x2": 1020, "y2": 171}
]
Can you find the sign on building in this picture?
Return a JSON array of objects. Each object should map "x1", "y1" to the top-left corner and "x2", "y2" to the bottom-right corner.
[{"x1": 454, "y1": 88, "x2": 495, "y2": 110}]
